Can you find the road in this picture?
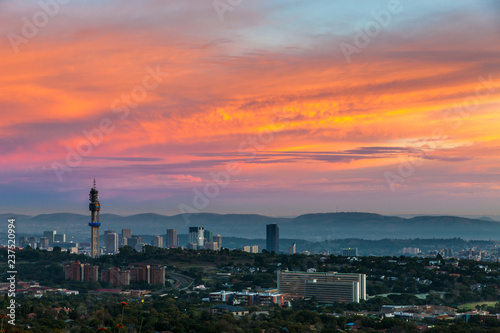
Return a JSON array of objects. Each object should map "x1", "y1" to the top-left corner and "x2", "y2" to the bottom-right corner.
[{"x1": 168, "y1": 272, "x2": 194, "y2": 290}]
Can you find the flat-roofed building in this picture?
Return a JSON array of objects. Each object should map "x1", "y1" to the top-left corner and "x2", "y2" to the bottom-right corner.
[
  {"x1": 341, "y1": 248, "x2": 358, "y2": 257},
  {"x1": 43, "y1": 230, "x2": 56, "y2": 246},
  {"x1": 40, "y1": 237, "x2": 50, "y2": 249},
  {"x1": 209, "y1": 290, "x2": 235, "y2": 302},
  {"x1": 150, "y1": 265, "x2": 165, "y2": 286},
  {"x1": 166, "y1": 229, "x2": 178, "y2": 248},
  {"x1": 105, "y1": 230, "x2": 119, "y2": 254},
  {"x1": 258, "y1": 292, "x2": 285, "y2": 306},
  {"x1": 101, "y1": 267, "x2": 130, "y2": 286},
  {"x1": 54, "y1": 234, "x2": 66, "y2": 243},
  {"x1": 121, "y1": 229, "x2": 131, "y2": 246},
  {"x1": 213, "y1": 234, "x2": 222, "y2": 250},
  {"x1": 152, "y1": 236, "x2": 163, "y2": 248},
  {"x1": 277, "y1": 271, "x2": 366, "y2": 303},
  {"x1": 305, "y1": 280, "x2": 360, "y2": 303},
  {"x1": 243, "y1": 245, "x2": 258, "y2": 253},
  {"x1": 205, "y1": 242, "x2": 218, "y2": 250},
  {"x1": 130, "y1": 264, "x2": 150, "y2": 283},
  {"x1": 64, "y1": 261, "x2": 99, "y2": 282},
  {"x1": 84, "y1": 264, "x2": 99, "y2": 282},
  {"x1": 234, "y1": 291, "x2": 257, "y2": 305},
  {"x1": 64, "y1": 261, "x2": 84, "y2": 281}
]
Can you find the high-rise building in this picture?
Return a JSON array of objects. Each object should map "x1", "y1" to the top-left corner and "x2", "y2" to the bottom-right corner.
[
  {"x1": 204, "y1": 230, "x2": 213, "y2": 243},
  {"x1": 40, "y1": 237, "x2": 49, "y2": 249},
  {"x1": 64, "y1": 261, "x2": 84, "y2": 281},
  {"x1": 205, "y1": 242, "x2": 218, "y2": 250},
  {"x1": 305, "y1": 280, "x2": 360, "y2": 303},
  {"x1": 189, "y1": 227, "x2": 204, "y2": 248},
  {"x1": 88, "y1": 179, "x2": 101, "y2": 258},
  {"x1": 277, "y1": 271, "x2": 366, "y2": 303},
  {"x1": 101, "y1": 267, "x2": 130, "y2": 286},
  {"x1": 266, "y1": 224, "x2": 279, "y2": 253},
  {"x1": 121, "y1": 229, "x2": 131, "y2": 246},
  {"x1": 166, "y1": 229, "x2": 178, "y2": 248},
  {"x1": 130, "y1": 264, "x2": 150, "y2": 283},
  {"x1": 244, "y1": 245, "x2": 259, "y2": 253},
  {"x1": 186, "y1": 243, "x2": 198, "y2": 250},
  {"x1": 127, "y1": 236, "x2": 142, "y2": 249},
  {"x1": 150, "y1": 265, "x2": 165, "y2": 285},
  {"x1": 288, "y1": 243, "x2": 296, "y2": 254},
  {"x1": 64, "y1": 261, "x2": 99, "y2": 282},
  {"x1": 105, "y1": 230, "x2": 119, "y2": 254},
  {"x1": 19, "y1": 236, "x2": 28, "y2": 246},
  {"x1": 342, "y1": 248, "x2": 358, "y2": 257},
  {"x1": 84, "y1": 264, "x2": 99, "y2": 282},
  {"x1": 54, "y1": 234, "x2": 66, "y2": 243},
  {"x1": 43, "y1": 230, "x2": 56, "y2": 246},
  {"x1": 152, "y1": 236, "x2": 163, "y2": 248},
  {"x1": 213, "y1": 234, "x2": 222, "y2": 250}
]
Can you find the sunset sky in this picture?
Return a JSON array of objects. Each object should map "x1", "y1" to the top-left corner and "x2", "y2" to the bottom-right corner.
[{"x1": 1, "y1": 0, "x2": 500, "y2": 217}]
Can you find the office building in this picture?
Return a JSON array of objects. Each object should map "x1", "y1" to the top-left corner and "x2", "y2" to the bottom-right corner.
[
  {"x1": 40, "y1": 237, "x2": 49, "y2": 249},
  {"x1": 266, "y1": 224, "x2": 279, "y2": 253},
  {"x1": 105, "y1": 230, "x2": 119, "y2": 254},
  {"x1": 186, "y1": 243, "x2": 197, "y2": 250},
  {"x1": 43, "y1": 230, "x2": 56, "y2": 246},
  {"x1": 54, "y1": 234, "x2": 66, "y2": 243},
  {"x1": 234, "y1": 291, "x2": 257, "y2": 305},
  {"x1": 258, "y1": 292, "x2": 285, "y2": 306},
  {"x1": 209, "y1": 291, "x2": 235, "y2": 302},
  {"x1": 19, "y1": 236, "x2": 28, "y2": 246},
  {"x1": 243, "y1": 245, "x2": 259, "y2": 253},
  {"x1": 121, "y1": 229, "x2": 132, "y2": 246},
  {"x1": 127, "y1": 236, "x2": 142, "y2": 249},
  {"x1": 152, "y1": 236, "x2": 163, "y2": 248},
  {"x1": 402, "y1": 247, "x2": 420, "y2": 255},
  {"x1": 342, "y1": 248, "x2": 358, "y2": 257},
  {"x1": 166, "y1": 229, "x2": 178, "y2": 248},
  {"x1": 288, "y1": 243, "x2": 296, "y2": 254},
  {"x1": 213, "y1": 234, "x2": 222, "y2": 250},
  {"x1": 204, "y1": 230, "x2": 213, "y2": 243},
  {"x1": 189, "y1": 227, "x2": 204, "y2": 248},
  {"x1": 277, "y1": 271, "x2": 366, "y2": 303},
  {"x1": 205, "y1": 242, "x2": 218, "y2": 250},
  {"x1": 305, "y1": 280, "x2": 360, "y2": 303}
]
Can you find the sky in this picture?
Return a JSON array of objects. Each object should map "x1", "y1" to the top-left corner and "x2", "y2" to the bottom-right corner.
[{"x1": 1, "y1": 0, "x2": 500, "y2": 217}]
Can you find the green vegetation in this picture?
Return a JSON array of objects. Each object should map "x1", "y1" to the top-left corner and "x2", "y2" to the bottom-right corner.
[
  {"x1": 2, "y1": 247, "x2": 500, "y2": 331},
  {"x1": 458, "y1": 301, "x2": 499, "y2": 310}
]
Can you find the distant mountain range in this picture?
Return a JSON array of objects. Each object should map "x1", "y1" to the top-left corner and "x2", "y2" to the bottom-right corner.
[{"x1": 1, "y1": 212, "x2": 500, "y2": 242}]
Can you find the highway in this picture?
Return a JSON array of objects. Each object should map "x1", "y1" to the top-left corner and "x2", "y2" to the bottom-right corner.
[{"x1": 168, "y1": 272, "x2": 194, "y2": 290}]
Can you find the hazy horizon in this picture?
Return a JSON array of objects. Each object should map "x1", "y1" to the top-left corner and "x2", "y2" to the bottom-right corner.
[{"x1": 2, "y1": 1, "x2": 499, "y2": 216}]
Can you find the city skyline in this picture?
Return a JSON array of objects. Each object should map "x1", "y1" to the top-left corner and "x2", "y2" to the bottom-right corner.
[{"x1": 1, "y1": 1, "x2": 500, "y2": 217}]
